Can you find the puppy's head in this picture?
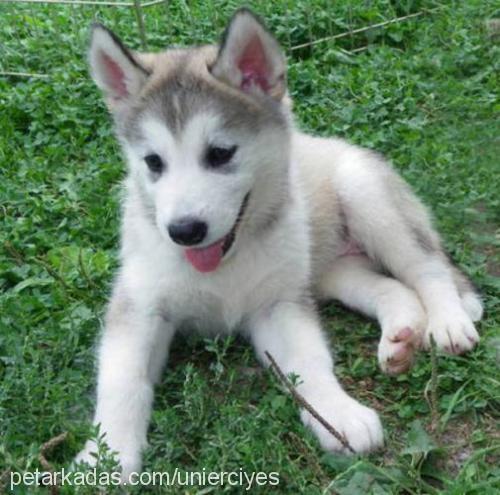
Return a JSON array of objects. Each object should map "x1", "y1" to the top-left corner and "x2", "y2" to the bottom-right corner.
[{"x1": 89, "y1": 9, "x2": 292, "y2": 273}]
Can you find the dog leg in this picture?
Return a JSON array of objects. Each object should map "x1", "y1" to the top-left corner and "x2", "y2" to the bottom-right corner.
[
  {"x1": 318, "y1": 255, "x2": 426, "y2": 374},
  {"x1": 356, "y1": 234, "x2": 480, "y2": 354},
  {"x1": 74, "y1": 287, "x2": 174, "y2": 481},
  {"x1": 395, "y1": 255, "x2": 480, "y2": 352},
  {"x1": 335, "y1": 153, "x2": 482, "y2": 354},
  {"x1": 249, "y1": 301, "x2": 384, "y2": 453}
]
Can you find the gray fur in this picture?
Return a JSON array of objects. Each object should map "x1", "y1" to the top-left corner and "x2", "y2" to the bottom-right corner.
[{"x1": 121, "y1": 57, "x2": 288, "y2": 145}]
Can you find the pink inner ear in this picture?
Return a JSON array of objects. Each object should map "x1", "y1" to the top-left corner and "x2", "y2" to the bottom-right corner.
[
  {"x1": 100, "y1": 51, "x2": 128, "y2": 98},
  {"x1": 237, "y1": 35, "x2": 270, "y2": 92}
]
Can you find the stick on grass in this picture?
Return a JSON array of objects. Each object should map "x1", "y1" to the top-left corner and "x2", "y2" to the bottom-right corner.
[
  {"x1": 39, "y1": 432, "x2": 68, "y2": 495},
  {"x1": 265, "y1": 350, "x2": 355, "y2": 454},
  {"x1": 424, "y1": 336, "x2": 439, "y2": 434}
]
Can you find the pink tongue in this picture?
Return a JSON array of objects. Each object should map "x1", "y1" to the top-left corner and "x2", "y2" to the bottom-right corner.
[{"x1": 185, "y1": 239, "x2": 224, "y2": 273}]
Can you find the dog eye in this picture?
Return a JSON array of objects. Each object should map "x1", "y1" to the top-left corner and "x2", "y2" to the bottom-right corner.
[
  {"x1": 144, "y1": 154, "x2": 165, "y2": 174},
  {"x1": 205, "y1": 145, "x2": 237, "y2": 168}
]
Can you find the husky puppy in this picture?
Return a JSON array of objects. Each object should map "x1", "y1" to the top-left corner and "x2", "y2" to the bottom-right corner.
[{"x1": 76, "y1": 8, "x2": 483, "y2": 478}]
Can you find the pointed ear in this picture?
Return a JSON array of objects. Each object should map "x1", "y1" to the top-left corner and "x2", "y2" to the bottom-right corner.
[
  {"x1": 211, "y1": 9, "x2": 286, "y2": 100},
  {"x1": 88, "y1": 23, "x2": 149, "y2": 109}
]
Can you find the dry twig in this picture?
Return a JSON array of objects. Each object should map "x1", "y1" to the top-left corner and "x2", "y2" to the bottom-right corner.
[
  {"x1": 0, "y1": 71, "x2": 50, "y2": 79},
  {"x1": 1, "y1": 469, "x2": 12, "y2": 493},
  {"x1": 38, "y1": 432, "x2": 68, "y2": 495},
  {"x1": 290, "y1": 8, "x2": 441, "y2": 52},
  {"x1": 424, "y1": 336, "x2": 440, "y2": 434},
  {"x1": 265, "y1": 350, "x2": 355, "y2": 454}
]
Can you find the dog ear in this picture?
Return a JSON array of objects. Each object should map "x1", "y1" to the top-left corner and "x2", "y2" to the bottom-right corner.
[
  {"x1": 211, "y1": 8, "x2": 286, "y2": 100},
  {"x1": 89, "y1": 24, "x2": 149, "y2": 109}
]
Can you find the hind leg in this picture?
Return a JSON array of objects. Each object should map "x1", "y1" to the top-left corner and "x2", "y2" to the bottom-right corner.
[
  {"x1": 333, "y1": 150, "x2": 482, "y2": 354},
  {"x1": 342, "y1": 201, "x2": 481, "y2": 353},
  {"x1": 346, "y1": 226, "x2": 480, "y2": 354},
  {"x1": 318, "y1": 255, "x2": 426, "y2": 374}
]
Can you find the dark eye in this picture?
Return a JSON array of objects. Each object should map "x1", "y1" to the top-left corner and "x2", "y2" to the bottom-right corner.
[
  {"x1": 144, "y1": 154, "x2": 165, "y2": 173},
  {"x1": 205, "y1": 145, "x2": 237, "y2": 169}
]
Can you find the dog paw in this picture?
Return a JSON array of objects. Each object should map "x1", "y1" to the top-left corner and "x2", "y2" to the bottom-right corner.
[
  {"x1": 424, "y1": 308, "x2": 479, "y2": 354},
  {"x1": 300, "y1": 395, "x2": 383, "y2": 454},
  {"x1": 74, "y1": 440, "x2": 99, "y2": 468},
  {"x1": 74, "y1": 440, "x2": 141, "y2": 483},
  {"x1": 118, "y1": 457, "x2": 142, "y2": 484},
  {"x1": 378, "y1": 326, "x2": 421, "y2": 375}
]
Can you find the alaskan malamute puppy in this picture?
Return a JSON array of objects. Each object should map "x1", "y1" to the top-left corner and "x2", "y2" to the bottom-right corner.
[{"x1": 76, "y1": 8, "x2": 482, "y2": 479}]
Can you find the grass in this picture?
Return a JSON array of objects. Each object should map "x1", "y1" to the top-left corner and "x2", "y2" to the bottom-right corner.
[{"x1": 1, "y1": 0, "x2": 499, "y2": 493}]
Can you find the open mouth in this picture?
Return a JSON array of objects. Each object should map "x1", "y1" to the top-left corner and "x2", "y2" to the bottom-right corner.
[
  {"x1": 184, "y1": 193, "x2": 250, "y2": 273},
  {"x1": 221, "y1": 193, "x2": 250, "y2": 255}
]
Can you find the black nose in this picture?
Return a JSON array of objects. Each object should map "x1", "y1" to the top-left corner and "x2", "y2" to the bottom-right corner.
[{"x1": 168, "y1": 217, "x2": 208, "y2": 246}]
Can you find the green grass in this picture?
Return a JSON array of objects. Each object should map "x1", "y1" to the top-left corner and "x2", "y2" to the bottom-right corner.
[{"x1": 1, "y1": 1, "x2": 499, "y2": 493}]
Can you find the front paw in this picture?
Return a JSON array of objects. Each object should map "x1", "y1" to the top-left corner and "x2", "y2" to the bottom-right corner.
[
  {"x1": 300, "y1": 395, "x2": 383, "y2": 454},
  {"x1": 424, "y1": 308, "x2": 479, "y2": 354},
  {"x1": 74, "y1": 440, "x2": 141, "y2": 484},
  {"x1": 74, "y1": 440, "x2": 99, "y2": 468}
]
